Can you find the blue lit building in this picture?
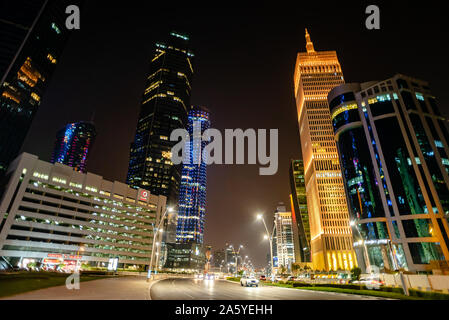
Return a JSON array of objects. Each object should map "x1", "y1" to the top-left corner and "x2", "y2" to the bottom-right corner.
[
  {"x1": 51, "y1": 121, "x2": 96, "y2": 173},
  {"x1": 328, "y1": 74, "x2": 449, "y2": 272},
  {"x1": 176, "y1": 107, "x2": 210, "y2": 244}
]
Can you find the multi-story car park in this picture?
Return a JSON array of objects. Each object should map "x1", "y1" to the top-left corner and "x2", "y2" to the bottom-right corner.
[{"x1": 0, "y1": 153, "x2": 166, "y2": 271}]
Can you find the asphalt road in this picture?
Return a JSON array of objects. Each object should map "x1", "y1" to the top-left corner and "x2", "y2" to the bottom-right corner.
[
  {"x1": 150, "y1": 278, "x2": 386, "y2": 300},
  {"x1": 2, "y1": 276, "x2": 387, "y2": 300}
]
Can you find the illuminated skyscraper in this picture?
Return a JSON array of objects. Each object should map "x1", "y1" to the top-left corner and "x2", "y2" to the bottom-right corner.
[
  {"x1": 0, "y1": 0, "x2": 82, "y2": 176},
  {"x1": 273, "y1": 204, "x2": 296, "y2": 271},
  {"x1": 328, "y1": 74, "x2": 449, "y2": 272},
  {"x1": 176, "y1": 107, "x2": 210, "y2": 244},
  {"x1": 127, "y1": 31, "x2": 194, "y2": 206},
  {"x1": 289, "y1": 159, "x2": 311, "y2": 262},
  {"x1": 293, "y1": 29, "x2": 356, "y2": 271},
  {"x1": 51, "y1": 121, "x2": 96, "y2": 173}
]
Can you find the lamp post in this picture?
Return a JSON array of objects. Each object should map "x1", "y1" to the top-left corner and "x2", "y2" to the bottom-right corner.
[
  {"x1": 257, "y1": 214, "x2": 276, "y2": 282},
  {"x1": 147, "y1": 206, "x2": 173, "y2": 281}
]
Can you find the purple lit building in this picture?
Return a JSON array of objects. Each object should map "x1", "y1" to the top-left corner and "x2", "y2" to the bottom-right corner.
[{"x1": 51, "y1": 121, "x2": 96, "y2": 173}]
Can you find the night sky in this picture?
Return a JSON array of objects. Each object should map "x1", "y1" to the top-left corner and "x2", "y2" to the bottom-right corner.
[{"x1": 20, "y1": 1, "x2": 449, "y2": 267}]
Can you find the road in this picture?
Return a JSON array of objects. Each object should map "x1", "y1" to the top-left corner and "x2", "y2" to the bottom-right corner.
[
  {"x1": 2, "y1": 276, "x2": 386, "y2": 300},
  {"x1": 151, "y1": 278, "x2": 385, "y2": 300}
]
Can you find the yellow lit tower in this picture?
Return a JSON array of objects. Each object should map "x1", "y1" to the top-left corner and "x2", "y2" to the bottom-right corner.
[{"x1": 293, "y1": 29, "x2": 357, "y2": 271}]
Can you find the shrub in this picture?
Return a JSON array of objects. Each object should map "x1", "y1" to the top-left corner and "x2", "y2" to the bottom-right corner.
[{"x1": 408, "y1": 289, "x2": 449, "y2": 300}]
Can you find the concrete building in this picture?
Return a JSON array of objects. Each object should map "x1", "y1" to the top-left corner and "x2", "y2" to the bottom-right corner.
[
  {"x1": 293, "y1": 29, "x2": 357, "y2": 271},
  {"x1": 0, "y1": 153, "x2": 166, "y2": 271}
]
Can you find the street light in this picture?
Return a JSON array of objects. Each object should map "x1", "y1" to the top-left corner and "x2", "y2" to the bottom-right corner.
[
  {"x1": 147, "y1": 206, "x2": 173, "y2": 281},
  {"x1": 257, "y1": 213, "x2": 276, "y2": 282}
]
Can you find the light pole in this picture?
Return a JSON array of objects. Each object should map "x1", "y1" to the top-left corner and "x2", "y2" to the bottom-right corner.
[
  {"x1": 147, "y1": 206, "x2": 173, "y2": 281},
  {"x1": 257, "y1": 214, "x2": 276, "y2": 282}
]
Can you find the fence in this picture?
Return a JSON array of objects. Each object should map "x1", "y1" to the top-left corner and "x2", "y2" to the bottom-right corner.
[{"x1": 376, "y1": 273, "x2": 449, "y2": 293}]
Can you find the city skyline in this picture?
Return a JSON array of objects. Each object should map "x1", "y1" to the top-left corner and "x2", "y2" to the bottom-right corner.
[{"x1": 18, "y1": 2, "x2": 449, "y2": 267}]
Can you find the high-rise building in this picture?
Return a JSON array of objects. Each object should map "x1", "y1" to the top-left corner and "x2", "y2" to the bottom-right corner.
[
  {"x1": 51, "y1": 121, "x2": 96, "y2": 173},
  {"x1": 176, "y1": 107, "x2": 210, "y2": 244},
  {"x1": 0, "y1": 0, "x2": 82, "y2": 176},
  {"x1": 213, "y1": 248, "x2": 226, "y2": 268},
  {"x1": 273, "y1": 204, "x2": 296, "y2": 271},
  {"x1": 0, "y1": 153, "x2": 166, "y2": 271},
  {"x1": 328, "y1": 74, "x2": 449, "y2": 272},
  {"x1": 289, "y1": 159, "x2": 311, "y2": 262},
  {"x1": 127, "y1": 31, "x2": 195, "y2": 206},
  {"x1": 293, "y1": 29, "x2": 356, "y2": 271}
]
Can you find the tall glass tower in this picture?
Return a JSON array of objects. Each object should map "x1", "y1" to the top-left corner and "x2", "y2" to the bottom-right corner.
[
  {"x1": 176, "y1": 107, "x2": 210, "y2": 244},
  {"x1": 289, "y1": 159, "x2": 311, "y2": 262},
  {"x1": 328, "y1": 74, "x2": 449, "y2": 272},
  {"x1": 127, "y1": 32, "x2": 194, "y2": 206},
  {"x1": 0, "y1": 0, "x2": 81, "y2": 176},
  {"x1": 51, "y1": 121, "x2": 96, "y2": 173},
  {"x1": 293, "y1": 29, "x2": 356, "y2": 271}
]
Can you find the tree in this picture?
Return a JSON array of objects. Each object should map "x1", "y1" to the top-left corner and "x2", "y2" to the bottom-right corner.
[
  {"x1": 291, "y1": 263, "x2": 300, "y2": 276},
  {"x1": 280, "y1": 265, "x2": 287, "y2": 275},
  {"x1": 351, "y1": 267, "x2": 362, "y2": 281}
]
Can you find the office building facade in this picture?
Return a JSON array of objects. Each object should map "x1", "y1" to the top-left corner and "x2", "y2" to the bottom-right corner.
[
  {"x1": 163, "y1": 242, "x2": 205, "y2": 272},
  {"x1": 51, "y1": 121, "x2": 96, "y2": 173},
  {"x1": 127, "y1": 31, "x2": 195, "y2": 206},
  {"x1": 0, "y1": 153, "x2": 166, "y2": 271},
  {"x1": 273, "y1": 204, "x2": 296, "y2": 271},
  {"x1": 328, "y1": 74, "x2": 449, "y2": 272},
  {"x1": 0, "y1": 0, "x2": 81, "y2": 175},
  {"x1": 176, "y1": 107, "x2": 210, "y2": 244},
  {"x1": 289, "y1": 159, "x2": 311, "y2": 262},
  {"x1": 293, "y1": 29, "x2": 356, "y2": 271}
]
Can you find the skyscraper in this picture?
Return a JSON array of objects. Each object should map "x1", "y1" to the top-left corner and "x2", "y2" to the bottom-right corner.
[
  {"x1": 176, "y1": 107, "x2": 210, "y2": 244},
  {"x1": 273, "y1": 204, "x2": 296, "y2": 271},
  {"x1": 328, "y1": 74, "x2": 449, "y2": 272},
  {"x1": 289, "y1": 159, "x2": 311, "y2": 262},
  {"x1": 293, "y1": 29, "x2": 356, "y2": 271},
  {"x1": 51, "y1": 121, "x2": 96, "y2": 173},
  {"x1": 127, "y1": 31, "x2": 194, "y2": 206},
  {"x1": 0, "y1": 0, "x2": 81, "y2": 176}
]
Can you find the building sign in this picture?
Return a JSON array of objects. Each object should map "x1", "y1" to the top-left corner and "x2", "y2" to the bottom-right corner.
[
  {"x1": 138, "y1": 189, "x2": 150, "y2": 202},
  {"x1": 47, "y1": 253, "x2": 81, "y2": 260},
  {"x1": 107, "y1": 258, "x2": 119, "y2": 271}
]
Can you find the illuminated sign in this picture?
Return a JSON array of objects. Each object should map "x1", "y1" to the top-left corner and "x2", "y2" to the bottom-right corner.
[{"x1": 138, "y1": 189, "x2": 150, "y2": 202}]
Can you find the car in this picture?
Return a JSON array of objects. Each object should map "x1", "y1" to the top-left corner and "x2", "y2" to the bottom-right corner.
[
  {"x1": 350, "y1": 277, "x2": 384, "y2": 286},
  {"x1": 240, "y1": 276, "x2": 259, "y2": 287},
  {"x1": 194, "y1": 274, "x2": 204, "y2": 280},
  {"x1": 287, "y1": 276, "x2": 297, "y2": 281},
  {"x1": 259, "y1": 275, "x2": 267, "y2": 281},
  {"x1": 204, "y1": 273, "x2": 215, "y2": 280},
  {"x1": 274, "y1": 276, "x2": 283, "y2": 282}
]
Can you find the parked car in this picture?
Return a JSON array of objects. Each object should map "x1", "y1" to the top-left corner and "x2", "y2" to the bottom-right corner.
[
  {"x1": 240, "y1": 275, "x2": 259, "y2": 287},
  {"x1": 259, "y1": 275, "x2": 267, "y2": 281},
  {"x1": 287, "y1": 276, "x2": 297, "y2": 281}
]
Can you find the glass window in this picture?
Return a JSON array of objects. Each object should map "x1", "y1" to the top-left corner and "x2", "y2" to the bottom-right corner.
[{"x1": 408, "y1": 242, "x2": 445, "y2": 264}]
